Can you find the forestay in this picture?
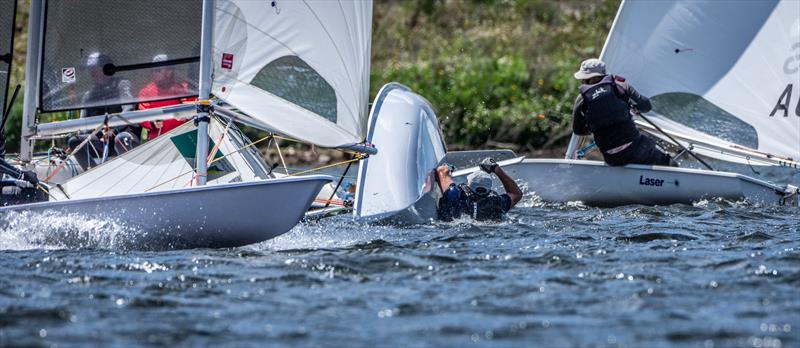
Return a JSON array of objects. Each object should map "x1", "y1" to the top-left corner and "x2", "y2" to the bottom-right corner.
[
  {"x1": 602, "y1": 0, "x2": 800, "y2": 162},
  {"x1": 212, "y1": 0, "x2": 372, "y2": 149},
  {"x1": 39, "y1": 0, "x2": 201, "y2": 112},
  {"x1": 49, "y1": 117, "x2": 269, "y2": 200}
]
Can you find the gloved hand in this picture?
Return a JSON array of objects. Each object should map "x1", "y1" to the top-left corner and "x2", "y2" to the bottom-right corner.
[
  {"x1": 21, "y1": 170, "x2": 39, "y2": 185},
  {"x1": 479, "y1": 158, "x2": 498, "y2": 174}
]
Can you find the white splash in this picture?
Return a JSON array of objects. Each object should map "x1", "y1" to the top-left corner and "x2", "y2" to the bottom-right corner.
[{"x1": 0, "y1": 210, "x2": 137, "y2": 250}]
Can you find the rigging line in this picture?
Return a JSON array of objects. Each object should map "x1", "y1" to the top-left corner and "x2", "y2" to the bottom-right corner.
[
  {"x1": 324, "y1": 153, "x2": 355, "y2": 209},
  {"x1": 315, "y1": 198, "x2": 346, "y2": 207},
  {"x1": 43, "y1": 122, "x2": 105, "y2": 183},
  {"x1": 54, "y1": 183, "x2": 69, "y2": 200},
  {"x1": 269, "y1": 134, "x2": 366, "y2": 157},
  {"x1": 145, "y1": 134, "x2": 274, "y2": 192},
  {"x1": 287, "y1": 155, "x2": 363, "y2": 177},
  {"x1": 35, "y1": 183, "x2": 58, "y2": 201},
  {"x1": 274, "y1": 135, "x2": 288, "y2": 174},
  {"x1": 635, "y1": 111, "x2": 714, "y2": 171},
  {"x1": 207, "y1": 120, "x2": 231, "y2": 165}
]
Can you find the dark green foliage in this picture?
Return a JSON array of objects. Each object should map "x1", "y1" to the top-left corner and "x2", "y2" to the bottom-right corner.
[{"x1": 372, "y1": 0, "x2": 620, "y2": 150}]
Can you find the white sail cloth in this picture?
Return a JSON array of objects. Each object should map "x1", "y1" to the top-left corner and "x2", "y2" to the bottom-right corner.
[
  {"x1": 49, "y1": 118, "x2": 269, "y2": 200},
  {"x1": 212, "y1": 0, "x2": 372, "y2": 149},
  {"x1": 602, "y1": 0, "x2": 800, "y2": 161}
]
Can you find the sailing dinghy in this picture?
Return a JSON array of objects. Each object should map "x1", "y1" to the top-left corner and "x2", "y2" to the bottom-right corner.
[
  {"x1": 451, "y1": 0, "x2": 800, "y2": 207},
  {"x1": 0, "y1": 0, "x2": 386, "y2": 248}
]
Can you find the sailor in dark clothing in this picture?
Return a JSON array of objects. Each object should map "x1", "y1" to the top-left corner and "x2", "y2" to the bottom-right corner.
[
  {"x1": 436, "y1": 158, "x2": 523, "y2": 221},
  {"x1": 67, "y1": 52, "x2": 141, "y2": 170},
  {"x1": 0, "y1": 157, "x2": 47, "y2": 206},
  {"x1": 572, "y1": 58, "x2": 673, "y2": 167}
]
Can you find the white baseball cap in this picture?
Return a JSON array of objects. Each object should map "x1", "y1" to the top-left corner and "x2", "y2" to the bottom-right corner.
[
  {"x1": 467, "y1": 171, "x2": 492, "y2": 196},
  {"x1": 573, "y1": 58, "x2": 606, "y2": 79}
]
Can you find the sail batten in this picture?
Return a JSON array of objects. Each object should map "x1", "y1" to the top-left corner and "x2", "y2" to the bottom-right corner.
[{"x1": 601, "y1": 0, "x2": 800, "y2": 164}]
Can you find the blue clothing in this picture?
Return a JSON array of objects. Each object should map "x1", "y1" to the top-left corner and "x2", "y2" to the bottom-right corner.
[{"x1": 438, "y1": 183, "x2": 512, "y2": 221}]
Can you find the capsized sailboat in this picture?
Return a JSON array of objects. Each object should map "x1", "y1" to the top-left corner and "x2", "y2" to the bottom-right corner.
[{"x1": 453, "y1": 0, "x2": 800, "y2": 207}]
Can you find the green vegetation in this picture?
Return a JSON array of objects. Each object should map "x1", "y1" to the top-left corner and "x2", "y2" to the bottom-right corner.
[
  {"x1": 3, "y1": 0, "x2": 619, "y2": 155},
  {"x1": 372, "y1": 0, "x2": 619, "y2": 151}
]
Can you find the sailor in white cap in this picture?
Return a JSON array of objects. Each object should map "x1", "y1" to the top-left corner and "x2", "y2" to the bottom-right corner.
[
  {"x1": 435, "y1": 158, "x2": 522, "y2": 221},
  {"x1": 572, "y1": 58, "x2": 673, "y2": 166}
]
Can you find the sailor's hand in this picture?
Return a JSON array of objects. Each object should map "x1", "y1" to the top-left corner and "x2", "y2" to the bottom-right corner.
[
  {"x1": 479, "y1": 158, "x2": 498, "y2": 174},
  {"x1": 21, "y1": 170, "x2": 39, "y2": 185}
]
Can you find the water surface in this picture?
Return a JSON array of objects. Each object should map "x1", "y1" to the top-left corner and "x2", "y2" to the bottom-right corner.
[{"x1": 0, "y1": 199, "x2": 798, "y2": 347}]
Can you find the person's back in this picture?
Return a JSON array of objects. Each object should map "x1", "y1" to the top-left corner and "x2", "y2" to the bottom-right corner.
[
  {"x1": 436, "y1": 158, "x2": 522, "y2": 221},
  {"x1": 577, "y1": 75, "x2": 640, "y2": 153},
  {"x1": 572, "y1": 58, "x2": 673, "y2": 167},
  {"x1": 138, "y1": 54, "x2": 197, "y2": 140}
]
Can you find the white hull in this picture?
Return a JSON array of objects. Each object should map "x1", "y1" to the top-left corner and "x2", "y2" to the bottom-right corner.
[
  {"x1": 502, "y1": 159, "x2": 796, "y2": 207},
  {"x1": 0, "y1": 175, "x2": 332, "y2": 249},
  {"x1": 354, "y1": 83, "x2": 447, "y2": 222}
]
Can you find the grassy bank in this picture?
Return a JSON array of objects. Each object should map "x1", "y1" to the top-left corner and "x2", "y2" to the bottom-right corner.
[{"x1": 3, "y1": 0, "x2": 619, "y2": 157}]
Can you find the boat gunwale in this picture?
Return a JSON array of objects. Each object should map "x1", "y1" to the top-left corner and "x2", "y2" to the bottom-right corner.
[{"x1": 0, "y1": 174, "x2": 334, "y2": 211}]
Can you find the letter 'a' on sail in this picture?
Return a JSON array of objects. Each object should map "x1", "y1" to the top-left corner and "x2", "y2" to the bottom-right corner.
[
  {"x1": 601, "y1": 0, "x2": 800, "y2": 162},
  {"x1": 212, "y1": 0, "x2": 372, "y2": 149}
]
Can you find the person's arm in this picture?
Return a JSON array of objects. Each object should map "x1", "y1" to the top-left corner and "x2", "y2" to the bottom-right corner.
[
  {"x1": 620, "y1": 82, "x2": 651, "y2": 113},
  {"x1": 436, "y1": 165, "x2": 455, "y2": 193},
  {"x1": 494, "y1": 166, "x2": 522, "y2": 207},
  {"x1": 572, "y1": 95, "x2": 590, "y2": 135}
]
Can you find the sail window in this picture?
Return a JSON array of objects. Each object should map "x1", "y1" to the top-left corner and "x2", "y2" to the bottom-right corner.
[
  {"x1": 251, "y1": 56, "x2": 337, "y2": 123},
  {"x1": 39, "y1": 0, "x2": 201, "y2": 112},
  {"x1": 652, "y1": 93, "x2": 759, "y2": 150}
]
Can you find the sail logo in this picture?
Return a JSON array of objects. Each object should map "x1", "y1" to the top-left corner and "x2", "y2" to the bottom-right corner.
[
  {"x1": 591, "y1": 87, "x2": 607, "y2": 100},
  {"x1": 771, "y1": 42, "x2": 800, "y2": 117},
  {"x1": 221, "y1": 53, "x2": 234, "y2": 70},
  {"x1": 61, "y1": 67, "x2": 75, "y2": 83}
]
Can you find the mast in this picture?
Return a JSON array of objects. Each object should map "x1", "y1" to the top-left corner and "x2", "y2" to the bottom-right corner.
[
  {"x1": 194, "y1": 0, "x2": 213, "y2": 186},
  {"x1": 565, "y1": 0, "x2": 627, "y2": 160},
  {"x1": 20, "y1": 0, "x2": 43, "y2": 164}
]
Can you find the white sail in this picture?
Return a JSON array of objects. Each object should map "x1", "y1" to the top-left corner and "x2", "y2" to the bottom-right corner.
[
  {"x1": 602, "y1": 0, "x2": 800, "y2": 162},
  {"x1": 50, "y1": 118, "x2": 270, "y2": 200},
  {"x1": 212, "y1": 0, "x2": 372, "y2": 149}
]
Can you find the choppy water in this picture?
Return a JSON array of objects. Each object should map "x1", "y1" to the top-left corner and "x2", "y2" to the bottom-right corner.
[{"x1": 0, "y1": 197, "x2": 798, "y2": 348}]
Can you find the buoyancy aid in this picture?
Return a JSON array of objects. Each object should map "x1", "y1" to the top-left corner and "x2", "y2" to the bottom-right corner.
[
  {"x1": 578, "y1": 75, "x2": 640, "y2": 152},
  {"x1": 458, "y1": 184, "x2": 506, "y2": 221}
]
